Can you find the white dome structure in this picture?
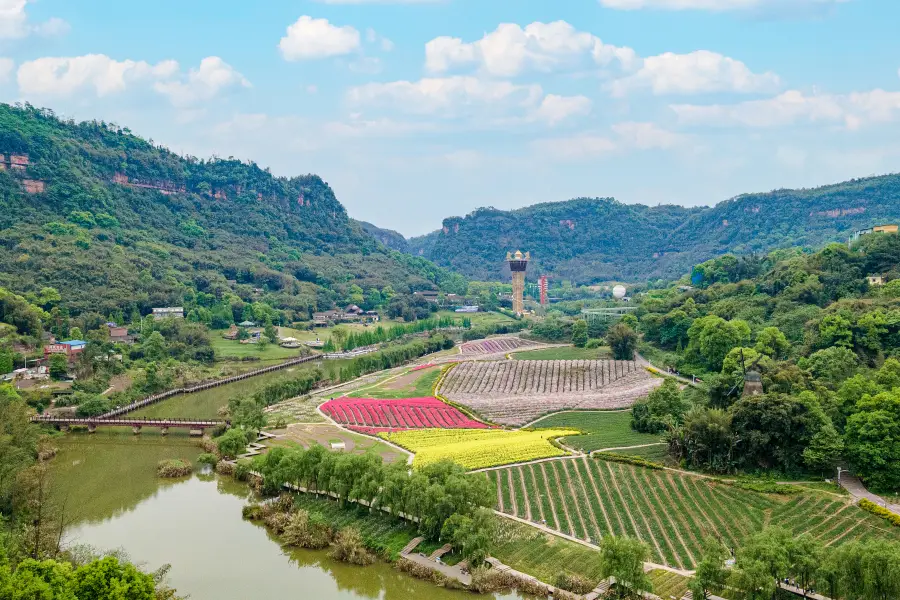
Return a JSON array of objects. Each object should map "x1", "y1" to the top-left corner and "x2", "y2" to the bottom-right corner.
[{"x1": 613, "y1": 285, "x2": 627, "y2": 300}]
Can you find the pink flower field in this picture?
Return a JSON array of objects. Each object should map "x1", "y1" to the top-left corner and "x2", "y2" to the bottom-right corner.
[{"x1": 321, "y1": 396, "x2": 490, "y2": 433}]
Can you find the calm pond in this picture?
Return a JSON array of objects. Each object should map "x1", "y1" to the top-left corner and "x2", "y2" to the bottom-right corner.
[{"x1": 52, "y1": 432, "x2": 524, "y2": 600}]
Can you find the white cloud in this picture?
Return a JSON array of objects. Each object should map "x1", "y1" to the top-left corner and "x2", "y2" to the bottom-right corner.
[
  {"x1": 611, "y1": 50, "x2": 780, "y2": 96},
  {"x1": 279, "y1": 16, "x2": 361, "y2": 61},
  {"x1": 0, "y1": 57, "x2": 13, "y2": 82},
  {"x1": 532, "y1": 121, "x2": 684, "y2": 160},
  {"x1": 17, "y1": 54, "x2": 249, "y2": 106},
  {"x1": 611, "y1": 121, "x2": 683, "y2": 149},
  {"x1": 0, "y1": 0, "x2": 68, "y2": 39},
  {"x1": 532, "y1": 94, "x2": 592, "y2": 124},
  {"x1": 671, "y1": 89, "x2": 900, "y2": 129},
  {"x1": 348, "y1": 56, "x2": 383, "y2": 74},
  {"x1": 154, "y1": 57, "x2": 250, "y2": 106},
  {"x1": 347, "y1": 76, "x2": 543, "y2": 116},
  {"x1": 425, "y1": 21, "x2": 637, "y2": 77},
  {"x1": 17, "y1": 54, "x2": 177, "y2": 97},
  {"x1": 531, "y1": 134, "x2": 618, "y2": 160},
  {"x1": 598, "y1": 0, "x2": 847, "y2": 12}
]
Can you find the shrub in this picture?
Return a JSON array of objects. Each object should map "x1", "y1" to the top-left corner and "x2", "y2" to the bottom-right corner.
[
  {"x1": 156, "y1": 458, "x2": 193, "y2": 478},
  {"x1": 233, "y1": 459, "x2": 252, "y2": 481},
  {"x1": 555, "y1": 572, "x2": 596, "y2": 595},
  {"x1": 859, "y1": 498, "x2": 900, "y2": 527},
  {"x1": 726, "y1": 480, "x2": 803, "y2": 495},
  {"x1": 216, "y1": 428, "x2": 248, "y2": 458},
  {"x1": 281, "y1": 509, "x2": 333, "y2": 549},
  {"x1": 593, "y1": 453, "x2": 664, "y2": 470},
  {"x1": 197, "y1": 453, "x2": 218, "y2": 466},
  {"x1": 330, "y1": 527, "x2": 375, "y2": 565},
  {"x1": 242, "y1": 503, "x2": 265, "y2": 520},
  {"x1": 215, "y1": 460, "x2": 235, "y2": 476},
  {"x1": 585, "y1": 338, "x2": 604, "y2": 349}
]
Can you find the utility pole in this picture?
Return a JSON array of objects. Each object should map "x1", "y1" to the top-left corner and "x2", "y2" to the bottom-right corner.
[{"x1": 837, "y1": 466, "x2": 846, "y2": 488}]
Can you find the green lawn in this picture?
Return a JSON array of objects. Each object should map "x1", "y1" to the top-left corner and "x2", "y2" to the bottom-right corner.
[
  {"x1": 491, "y1": 518, "x2": 605, "y2": 586},
  {"x1": 210, "y1": 336, "x2": 304, "y2": 360},
  {"x1": 131, "y1": 366, "x2": 317, "y2": 419},
  {"x1": 512, "y1": 346, "x2": 611, "y2": 361},
  {"x1": 530, "y1": 410, "x2": 663, "y2": 452},
  {"x1": 347, "y1": 366, "x2": 442, "y2": 399}
]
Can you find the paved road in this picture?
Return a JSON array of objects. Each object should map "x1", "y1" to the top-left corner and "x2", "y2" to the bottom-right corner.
[{"x1": 841, "y1": 474, "x2": 900, "y2": 515}]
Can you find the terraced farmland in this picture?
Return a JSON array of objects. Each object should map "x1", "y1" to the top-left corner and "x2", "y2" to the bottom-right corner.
[
  {"x1": 439, "y1": 360, "x2": 662, "y2": 425},
  {"x1": 320, "y1": 396, "x2": 489, "y2": 434},
  {"x1": 458, "y1": 336, "x2": 541, "y2": 357},
  {"x1": 492, "y1": 457, "x2": 900, "y2": 569}
]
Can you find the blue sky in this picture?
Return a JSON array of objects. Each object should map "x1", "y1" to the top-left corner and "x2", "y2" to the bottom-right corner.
[{"x1": 2, "y1": 0, "x2": 900, "y2": 236}]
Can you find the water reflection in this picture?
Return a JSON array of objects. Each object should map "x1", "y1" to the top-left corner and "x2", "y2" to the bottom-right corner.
[{"x1": 52, "y1": 433, "x2": 524, "y2": 600}]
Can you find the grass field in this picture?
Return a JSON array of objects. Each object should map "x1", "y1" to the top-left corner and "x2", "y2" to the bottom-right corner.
[
  {"x1": 210, "y1": 336, "x2": 305, "y2": 360},
  {"x1": 346, "y1": 366, "x2": 442, "y2": 399},
  {"x1": 512, "y1": 346, "x2": 611, "y2": 361},
  {"x1": 491, "y1": 519, "x2": 605, "y2": 586},
  {"x1": 131, "y1": 366, "x2": 316, "y2": 419},
  {"x1": 530, "y1": 410, "x2": 663, "y2": 452},
  {"x1": 492, "y1": 456, "x2": 900, "y2": 569},
  {"x1": 284, "y1": 494, "x2": 438, "y2": 560},
  {"x1": 649, "y1": 570, "x2": 690, "y2": 598},
  {"x1": 380, "y1": 428, "x2": 577, "y2": 469},
  {"x1": 437, "y1": 310, "x2": 518, "y2": 327}
]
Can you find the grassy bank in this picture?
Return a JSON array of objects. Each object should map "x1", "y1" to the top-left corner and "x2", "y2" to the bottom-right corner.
[{"x1": 530, "y1": 410, "x2": 664, "y2": 452}]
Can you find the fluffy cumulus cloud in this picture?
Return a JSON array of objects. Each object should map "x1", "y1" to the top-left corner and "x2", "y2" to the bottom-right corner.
[
  {"x1": 598, "y1": 0, "x2": 847, "y2": 11},
  {"x1": 425, "y1": 21, "x2": 637, "y2": 77},
  {"x1": 0, "y1": 0, "x2": 68, "y2": 39},
  {"x1": 154, "y1": 57, "x2": 250, "y2": 106},
  {"x1": 279, "y1": 16, "x2": 361, "y2": 61},
  {"x1": 671, "y1": 89, "x2": 900, "y2": 129},
  {"x1": 17, "y1": 55, "x2": 178, "y2": 97},
  {"x1": 17, "y1": 54, "x2": 249, "y2": 105},
  {"x1": 610, "y1": 50, "x2": 780, "y2": 96}
]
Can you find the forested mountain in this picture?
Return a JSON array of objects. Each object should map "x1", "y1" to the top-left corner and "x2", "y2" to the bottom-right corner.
[
  {"x1": 354, "y1": 220, "x2": 409, "y2": 253},
  {"x1": 0, "y1": 104, "x2": 464, "y2": 320},
  {"x1": 634, "y1": 233, "x2": 900, "y2": 489},
  {"x1": 401, "y1": 178, "x2": 900, "y2": 283}
]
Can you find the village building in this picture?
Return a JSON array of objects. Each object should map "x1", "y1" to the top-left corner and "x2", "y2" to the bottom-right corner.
[
  {"x1": 152, "y1": 307, "x2": 184, "y2": 319},
  {"x1": 44, "y1": 340, "x2": 87, "y2": 361},
  {"x1": 108, "y1": 326, "x2": 134, "y2": 344},
  {"x1": 869, "y1": 276, "x2": 885, "y2": 286},
  {"x1": 413, "y1": 290, "x2": 440, "y2": 303}
]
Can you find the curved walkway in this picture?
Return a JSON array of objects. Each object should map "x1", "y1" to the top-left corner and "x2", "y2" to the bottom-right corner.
[{"x1": 840, "y1": 473, "x2": 900, "y2": 515}]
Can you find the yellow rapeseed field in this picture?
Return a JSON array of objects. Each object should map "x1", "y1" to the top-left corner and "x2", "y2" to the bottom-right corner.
[{"x1": 380, "y1": 428, "x2": 579, "y2": 470}]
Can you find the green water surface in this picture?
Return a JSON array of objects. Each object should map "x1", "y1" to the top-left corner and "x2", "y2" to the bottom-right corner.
[{"x1": 52, "y1": 433, "x2": 523, "y2": 600}]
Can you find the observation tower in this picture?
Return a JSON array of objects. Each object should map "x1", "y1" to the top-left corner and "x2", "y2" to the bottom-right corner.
[{"x1": 507, "y1": 250, "x2": 530, "y2": 315}]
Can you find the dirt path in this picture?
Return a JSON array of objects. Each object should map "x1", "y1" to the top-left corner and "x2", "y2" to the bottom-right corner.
[
  {"x1": 526, "y1": 465, "x2": 546, "y2": 524},
  {"x1": 515, "y1": 466, "x2": 533, "y2": 522},
  {"x1": 541, "y1": 462, "x2": 574, "y2": 536},
  {"x1": 567, "y1": 460, "x2": 603, "y2": 542},
  {"x1": 495, "y1": 511, "x2": 695, "y2": 578},
  {"x1": 606, "y1": 463, "x2": 677, "y2": 560},
  {"x1": 580, "y1": 457, "x2": 616, "y2": 535},
  {"x1": 559, "y1": 461, "x2": 591, "y2": 541},
  {"x1": 507, "y1": 469, "x2": 519, "y2": 517}
]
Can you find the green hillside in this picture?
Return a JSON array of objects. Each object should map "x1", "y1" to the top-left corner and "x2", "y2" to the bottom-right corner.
[
  {"x1": 403, "y1": 178, "x2": 900, "y2": 283},
  {"x1": 0, "y1": 104, "x2": 464, "y2": 319}
]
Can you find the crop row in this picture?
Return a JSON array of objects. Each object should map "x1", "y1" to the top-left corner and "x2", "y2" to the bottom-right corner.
[
  {"x1": 492, "y1": 457, "x2": 900, "y2": 569},
  {"x1": 459, "y1": 337, "x2": 539, "y2": 356},
  {"x1": 441, "y1": 359, "x2": 640, "y2": 396},
  {"x1": 440, "y1": 363, "x2": 662, "y2": 426},
  {"x1": 321, "y1": 397, "x2": 488, "y2": 432},
  {"x1": 379, "y1": 428, "x2": 577, "y2": 470}
]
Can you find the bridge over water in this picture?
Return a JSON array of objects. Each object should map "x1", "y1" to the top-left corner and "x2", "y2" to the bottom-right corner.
[{"x1": 31, "y1": 415, "x2": 226, "y2": 435}]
